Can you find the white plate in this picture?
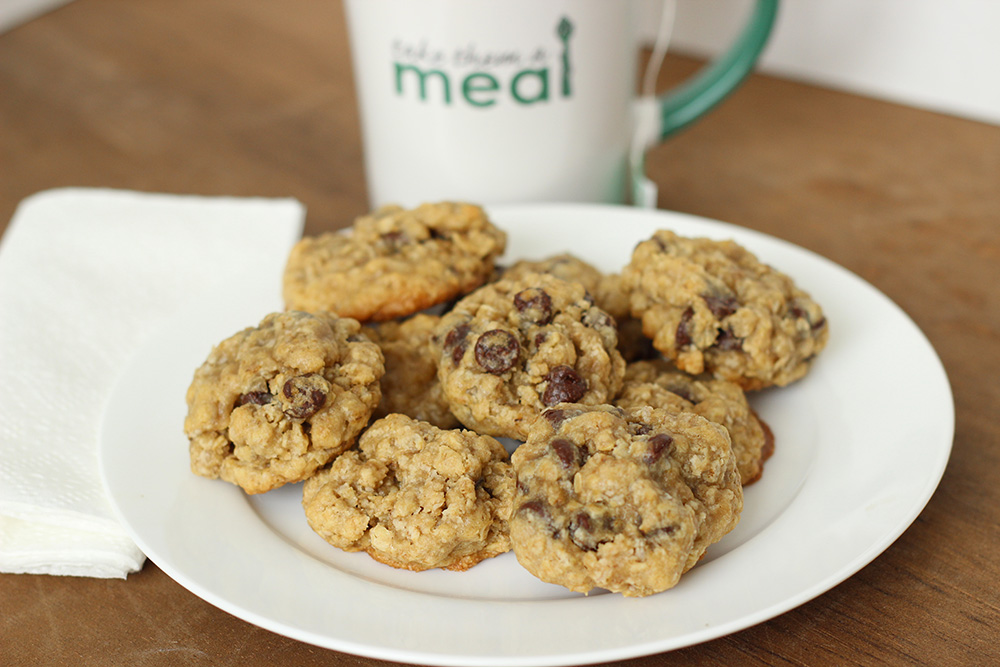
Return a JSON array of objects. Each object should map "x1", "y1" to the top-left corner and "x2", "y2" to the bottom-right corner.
[{"x1": 100, "y1": 204, "x2": 954, "y2": 666}]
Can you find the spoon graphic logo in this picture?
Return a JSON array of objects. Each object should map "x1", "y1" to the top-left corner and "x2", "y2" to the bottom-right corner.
[{"x1": 558, "y1": 17, "x2": 573, "y2": 98}]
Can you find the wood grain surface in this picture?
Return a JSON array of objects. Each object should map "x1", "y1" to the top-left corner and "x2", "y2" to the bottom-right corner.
[{"x1": 2, "y1": 1, "x2": 998, "y2": 665}]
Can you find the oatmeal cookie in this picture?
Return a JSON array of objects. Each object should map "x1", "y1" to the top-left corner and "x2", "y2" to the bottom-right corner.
[
  {"x1": 615, "y1": 360, "x2": 772, "y2": 485},
  {"x1": 622, "y1": 230, "x2": 829, "y2": 390},
  {"x1": 184, "y1": 311, "x2": 384, "y2": 494},
  {"x1": 283, "y1": 202, "x2": 506, "y2": 321},
  {"x1": 434, "y1": 272, "x2": 626, "y2": 440},
  {"x1": 510, "y1": 404, "x2": 742, "y2": 597},
  {"x1": 363, "y1": 314, "x2": 458, "y2": 429},
  {"x1": 302, "y1": 414, "x2": 515, "y2": 571}
]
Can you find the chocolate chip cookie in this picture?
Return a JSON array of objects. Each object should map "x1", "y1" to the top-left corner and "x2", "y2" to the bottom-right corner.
[
  {"x1": 434, "y1": 272, "x2": 626, "y2": 440},
  {"x1": 185, "y1": 311, "x2": 384, "y2": 494},
  {"x1": 282, "y1": 202, "x2": 506, "y2": 322},
  {"x1": 510, "y1": 404, "x2": 742, "y2": 597},
  {"x1": 622, "y1": 230, "x2": 829, "y2": 390},
  {"x1": 614, "y1": 359, "x2": 773, "y2": 485},
  {"x1": 363, "y1": 314, "x2": 458, "y2": 429},
  {"x1": 302, "y1": 414, "x2": 515, "y2": 571}
]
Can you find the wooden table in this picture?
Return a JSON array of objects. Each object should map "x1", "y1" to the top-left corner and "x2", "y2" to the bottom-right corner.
[{"x1": 3, "y1": 1, "x2": 998, "y2": 665}]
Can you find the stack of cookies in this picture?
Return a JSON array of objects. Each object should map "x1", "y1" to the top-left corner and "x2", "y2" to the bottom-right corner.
[{"x1": 183, "y1": 202, "x2": 828, "y2": 597}]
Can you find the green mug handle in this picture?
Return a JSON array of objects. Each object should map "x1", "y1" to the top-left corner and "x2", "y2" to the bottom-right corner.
[{"x1": 658, "y1": 0, "x2": 779, "y2": 138}]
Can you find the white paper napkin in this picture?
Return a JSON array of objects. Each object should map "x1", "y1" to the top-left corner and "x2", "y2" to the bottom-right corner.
[{"x1": 0, "y1": 188, "x2": 305, "y2": 578}]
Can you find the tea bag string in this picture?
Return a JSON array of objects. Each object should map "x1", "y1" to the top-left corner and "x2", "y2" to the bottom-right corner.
[
  {"x1": 642, "y1": 0, "x2": 677, "y2": 98},
  {"x1": 630, "y1": 0, "x2": 675, "y2": 208}
]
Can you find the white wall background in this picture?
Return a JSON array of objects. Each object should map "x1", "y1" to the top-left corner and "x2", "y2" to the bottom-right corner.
[{"x1": 645, "y1": 0, "x2": 1000, "y2": 126}]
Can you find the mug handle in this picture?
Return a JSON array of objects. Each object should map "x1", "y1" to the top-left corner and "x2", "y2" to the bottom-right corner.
[{"x1": 657, "y1": 0, "x2": 779, "y2": 139}]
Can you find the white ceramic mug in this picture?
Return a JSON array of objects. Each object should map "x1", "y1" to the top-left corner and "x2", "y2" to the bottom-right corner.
[{"x1": 343, "y1": 0, "x2": 778, "y2": 208}]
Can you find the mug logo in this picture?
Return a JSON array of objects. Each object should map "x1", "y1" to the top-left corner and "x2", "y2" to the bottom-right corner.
[
  {"x1": 392, "y1": 17, "x2": 574, "y2": 108},
  {"x1": 558, "y1": 17, "x2": 573, "y2": 97}
]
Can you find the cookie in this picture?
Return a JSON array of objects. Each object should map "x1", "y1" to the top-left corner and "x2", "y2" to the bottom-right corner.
[
  {"x1": 282, "y1": 202, "x2": 506, "y2": 322},
  {"x1": 434, "y1": 272, "x2": 626, "y2": 440},
  {"x1": 302, "y1": 414, "x2": 515, "y2": 571},
  {"x1": 510, "y1": 404, "x2": 742, "y2": 597},
  {"x1": 621, "y1": 230, "x2": 829, "y2": 390},
  {"x1": 614, "y1": 359, "x2": 772, "y2": 485},
  {"x1": 363, "y1": 314, "x2": 459, "y2": 429},
  {"x1": 185, "y1": 311, "x2": 384, "y2": 494}
]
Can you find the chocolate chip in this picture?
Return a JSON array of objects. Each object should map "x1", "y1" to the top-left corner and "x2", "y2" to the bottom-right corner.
[
  {"x1": 628, "y1": 421, "x2": 652, "y2": 436},
  {"x1": 550, "y1": 438, "x2": 579, "y2": 469},
  {"x1": 235, "y1": 390, "x2": 272, "y2": 407},
  {"x1": 474, "y1": 329, "x2": 520, "y2": 374},
  {"x1": 519, "y1": 499, "x2": 548, "y2": 518},
  {"x1": 520, "y1": 500, "x2": 560, "y2": 536},
  {"x1": 444, "y1": 323, "x2": 470, "y2": 350},
  {"x1": 282, "y1": 374, "x2": 328, "y2": 420},
  {"x1": 542, "y1": 365, "x2": 587, "y2": 406},
  {"x1": 666, "y1": 385, "x2": 696, "y2": 403},
  {"x1": 675, "y1": 307, "x2": 694, "y2": 348},
  {"x1": 449, "y1": 341, "x2": 466, "y2": 365},
  {"x1": 543, "y1": 408, "x2": 569, "y2": 428},
  {"x1": 444, "y1": 323, "x2": 471, "y2": 364},
  {"x1": 645, "y1": 433, "x2": 674, "y2": 464},
  {"x1": 702, "y1": 292, "x2": 739, "y2": 319},
  {"x1": 789, "y1": 301, "x2": 826, "y2": 332},
  {"x1": 647, "y1": 524, "x2": 678, "y2": 540},
  {"x1": 569, "y1": 512, "x2": 599, "y2": 551},
  {"x1": 534, "y1": 332, "x2": 547, "y2": 347},
  {"x1": 713, "y1": 328, "x2": 743, "y2": 351},
  {"x1": 513, "y1": 287, "x2": 553, "y2": 325}
]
